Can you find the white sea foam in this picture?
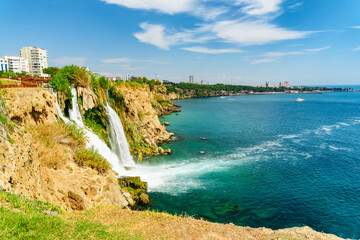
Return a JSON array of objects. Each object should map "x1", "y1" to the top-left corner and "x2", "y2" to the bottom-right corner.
[{"x1": 127, "y1": 157, "x2": 230, "y2": 193}]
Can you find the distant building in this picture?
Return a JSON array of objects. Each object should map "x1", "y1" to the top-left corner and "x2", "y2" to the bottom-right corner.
[
  {"x1": 201, "y1": 80, "x2": 204, "y2": 85},
  {"x1": 189, "y1": 75, "x2": 194, "y2": 83},
  {"x1": 265, "y1": 81, "x2": 270, "y2": 88},
  {"x1": 4, "y1": 56, "x2": 29, "y2": 73},
  {"x1": 285, "y1": 81, "x2": 291, "y2": 88},
  {"x1": 0, "y1": 57, "x2": 8, "y2": 71},
  {"x1": 20, "y1": 47, "x2": 48, "y2": 76},
  {"x1": 124, "y1": 74, "x2": 131, "y2": 81}
]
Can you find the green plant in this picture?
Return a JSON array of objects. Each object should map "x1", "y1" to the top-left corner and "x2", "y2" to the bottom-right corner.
[
  {"x1": 99, "y1": 76, "x2": 111, "y2": 90},
  {"x1": 74, "y1": 147, "x2": 111, "y2": 173},
  {"x1": 83, "y1": 105, "x2": 109, "y2": 145}
]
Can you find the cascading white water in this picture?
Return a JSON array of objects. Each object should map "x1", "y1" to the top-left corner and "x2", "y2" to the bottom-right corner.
[
  {"x1": 53, "y1": 91, "x2": 70, "y2": 124},
  {"x1": 105, "y1": 103, "x2": 136, "y2": 168},
  {"x1": 64, "y1": 88, "x2": 126, "y2": 175},
  {"x1": 69, "y1": 88, "x2": 84, "y2": 127}
]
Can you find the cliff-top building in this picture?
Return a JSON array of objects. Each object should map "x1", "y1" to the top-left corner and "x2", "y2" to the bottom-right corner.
[
  {"x1": 20, "y1": 47, "x2": 48, "y2": 76},
  {"x1": 0, "y1": 57, "x2": 8, "y2": 72},
  {"x1": 4, "y1": 56, "x2": 29, "y2": 73}
]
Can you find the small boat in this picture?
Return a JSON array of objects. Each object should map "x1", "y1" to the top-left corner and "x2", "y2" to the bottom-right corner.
[
  {"x1": 296, "y1": 98, "x2": 305, "y2": 102},
  {"x1": 200, "y1": 137, "x2": 210, "y2": 141}
]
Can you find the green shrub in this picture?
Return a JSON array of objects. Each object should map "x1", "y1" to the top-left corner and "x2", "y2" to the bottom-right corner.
[
  {"x1": 99, "y1": 76, "x2": 111, "y2": 91},
  {"x1": 74, "y1": 147, "x2": 111, "y2": 173},
  {"x1": 83, "y1": 105, "x2": 109, "y2": 145}
]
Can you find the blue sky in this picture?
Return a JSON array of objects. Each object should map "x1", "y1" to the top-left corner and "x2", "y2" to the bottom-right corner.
[{"x1": 2, "y1": 0, "x2": 360, "y2": 85}]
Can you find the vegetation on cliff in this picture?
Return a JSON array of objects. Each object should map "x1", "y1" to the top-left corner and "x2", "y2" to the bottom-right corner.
[
  {"x1": 164, "y1": 82, "x2": 349, "y2": 98},
  {"x1": 47, "y1": 65, "x2": 176, "y2": 160}
]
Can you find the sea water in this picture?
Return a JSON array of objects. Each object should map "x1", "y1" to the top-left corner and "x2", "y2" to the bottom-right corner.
[{"x1": 129, "y1": 91, "x2": 360, "y2": 239}]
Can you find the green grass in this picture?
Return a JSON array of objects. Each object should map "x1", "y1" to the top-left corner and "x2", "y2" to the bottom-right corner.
[
  {"x1": 0, "y1": 191, "x2": 141, "y2": 240},
  {"x1": 74, "y1": 147, "x2": 111, "y2": 173}
]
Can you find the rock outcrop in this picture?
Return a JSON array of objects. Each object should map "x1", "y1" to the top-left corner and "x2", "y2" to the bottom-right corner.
[
  {"x1": 77, "y1": 87, "x2": 99, "y2": 111},
  {"x1": 2, "y1": 88, "x2": 58, "y2": 127},
  {"x1": 118, "y1": 85, "x2": 176, "y2": 152}
]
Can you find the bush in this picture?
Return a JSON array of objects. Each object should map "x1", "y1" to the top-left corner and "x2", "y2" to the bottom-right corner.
[
  {"x1": 99, "y1": 76, "x2": 111, "y2": 91},
  {"x1": 74, "y1": 147, "x2": 111, "y2": 173},
  {"x1": 73, "y1": 67, "x2": 91, "y2": 88},
  {"x1": 50, "y1": 72, "x2": 71, "y2": 93}
]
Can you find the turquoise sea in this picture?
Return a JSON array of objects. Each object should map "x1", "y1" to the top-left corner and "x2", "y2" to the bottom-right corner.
[{"x1": 131, "y1": 90, "x2": 360, "y2": 239}]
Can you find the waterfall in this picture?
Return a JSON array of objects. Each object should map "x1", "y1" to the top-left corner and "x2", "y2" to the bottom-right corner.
[
  {"x1": 69, "y1": 88, "x2": 84, "y2": 127},
  {"x1": 53, "y1": 91, "x2": 70, "y2": 124},
  {"x1": 105, "y1": 103, "x2": 136, "y2": 168},
  {"x1": 54, "y1": 88, "x2": 126, "y2": 175}
]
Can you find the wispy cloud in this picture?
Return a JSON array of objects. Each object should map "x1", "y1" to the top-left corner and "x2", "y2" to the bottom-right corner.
[
  {"x1": 353, "y1": 46, "x2": 360, "y2": 52},
  {"x1": 236, "y1": 0, "x2": 283, "y2": 15},
  {"x1": 305, "y1": 46, "x2": 331, "y2": 52},
  {"x1": 182, "y1": 46, "x2": 243, "y2": 54},
  {"x1": 210, "y1": 20, "x2": 311, "y2": 45},
  {"x1": 102, "y1": 57, "x2": 132, "y2": 63},
  {"x1": 134, "y1": 23, "x2": 213, "y2": 50},
  {"x1": 251, "y1": 58, "x2": 276, "y2": 64},
  {"x1": 101, "y1": 0, "x2": 196, "y2": 15},
  {"x1": 265, "y1": 51, "x2": 302, "y2": 57},
  {"x1": 352, "y1": 26, "x2": 360, "y2": 29},
  {"x1": 102, "y1": 56, "x2": 170, "y2": 65},
  {"x1": 52, "y1": 57, "x2": 86, "y2": 66}
]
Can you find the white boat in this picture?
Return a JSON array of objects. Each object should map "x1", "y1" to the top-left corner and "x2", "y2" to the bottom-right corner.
[{"x1": 296, "y1": 98, "x2": 305, "y2": 102}]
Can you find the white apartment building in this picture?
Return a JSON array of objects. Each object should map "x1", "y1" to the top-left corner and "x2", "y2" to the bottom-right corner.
[
  {"x1": 20, "y1": 47, "x2": 48, "y2": 76},
  {"x1": 0, "y1": 57, "x2": 8, "y2": 71},
  {"x1": 4, "y1": 56, "x2": 29, "y2": 73},
  {"x1": 189, "y1": 75, "x2": 194, "y2": 83}
]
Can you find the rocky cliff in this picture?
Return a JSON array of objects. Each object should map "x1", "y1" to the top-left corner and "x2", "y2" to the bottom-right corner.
[{"x1": 0, "y1": 88, "x2": 133, "y2": 210}]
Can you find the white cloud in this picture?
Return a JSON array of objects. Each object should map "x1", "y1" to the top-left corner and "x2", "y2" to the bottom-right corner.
[
  {"x1": 134, "y1": 23, "x2": 213, "y2": 50},
  {"x1": 101, "y1": 0, "x2": 196, "y2": 14},
  {"x1": 108, "y1": 0, "x2": 313, "y2": 50},
  {"x1": 210, "y1": 20, "x2": 311, "y2": 45},
  {"x1": 134, "y1": 23, "x2": 173, "y2": 50},
  {"x1": 52, "y1": 57, "x2": 86, "y2": 66},
  {"x1": 288, "y1": 2, "x2": 303, "y2": 10},
  {"x1": 353, "y1": 46, "x2": 360, "y2": 52},
  {"x1": 251, "y1": 58, "x2": 275, "y2": 64},
  {"x1": 182, "y1": 46, "x2": 243, "y2": 54},
  {"x1": 236, "y1": 0, "x2": 283, "y2": 15},
  {"x1": 102, "y1": 57, "x2": 132, "y2": 63},
  {"x1": 352, "y1": 26, "x2": 360, "y2": 29},
  {"x1": 305, "y1": 46, "x2": 331, "y2": 52},
  {"x1": 265, "y1": 51, "x2": 303, "y2": 57}
]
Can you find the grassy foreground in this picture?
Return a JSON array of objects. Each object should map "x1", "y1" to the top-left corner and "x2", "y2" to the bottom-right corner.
[
  {"x1": 0, "y1": 191, "x2": 345, "y2": 240},
  {"x1": 0, "y1": 191, "x2": 141, "y2": 240}
]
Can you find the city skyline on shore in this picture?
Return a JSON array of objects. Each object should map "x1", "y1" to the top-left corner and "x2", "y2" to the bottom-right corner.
[{"x1": 2, "y1": 0, "x2": 360, "y2": 85}]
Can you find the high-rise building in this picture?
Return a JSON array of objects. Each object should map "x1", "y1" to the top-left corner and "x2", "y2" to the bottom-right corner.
[
  {"x1": 4, "y1": 56, "x2": 29, "y2": 73},
  {"x1": 285, "y1": 81, "x2": 291, "y2": 88},
  {"x1": 189, "y1": 75, "x2": 194, "y2": 83},
  {"x1": 201, "y1": 80, "x2": 204, "y2": 85},
  {"x1": 0, "y1": 57, "x2": 8, "y2": 71},
  {"x1": 20, "y1": 47, "x2": 48, "y2": 76}
]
